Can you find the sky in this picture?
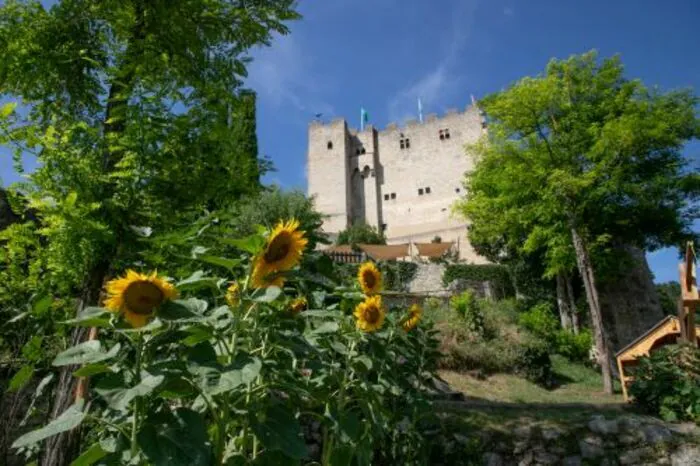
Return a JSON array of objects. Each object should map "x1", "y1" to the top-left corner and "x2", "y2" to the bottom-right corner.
[{"x1": 1, "y1": 0, "x2": 699, "y2": 283}]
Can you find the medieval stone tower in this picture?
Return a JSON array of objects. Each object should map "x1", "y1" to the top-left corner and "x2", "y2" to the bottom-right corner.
[{"x1": 307, "y1": 103, "x2": 487, "y2": 262}]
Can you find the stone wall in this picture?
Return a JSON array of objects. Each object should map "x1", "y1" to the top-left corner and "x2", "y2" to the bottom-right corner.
[
  {"x1": 599, "y1": 246, "x2": 664, "y2": 352},
  {"x1": 471, "y1": 414, "x2": 699, "y2": 466}
]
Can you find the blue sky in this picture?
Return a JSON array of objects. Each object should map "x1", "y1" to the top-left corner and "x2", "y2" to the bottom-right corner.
[{"x1": 1, "y1": 0, "x2": 698, "y2": 282}]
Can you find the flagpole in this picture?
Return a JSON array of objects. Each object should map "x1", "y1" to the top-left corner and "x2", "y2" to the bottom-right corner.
[
  {"x1": 418, "y1": 98, "x2": 423, "y2": 123},
  {"x1": 360, "y1": 107, "x2": 364, "y2": 131}
]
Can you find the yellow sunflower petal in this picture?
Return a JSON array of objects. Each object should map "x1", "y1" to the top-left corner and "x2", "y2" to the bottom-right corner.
[
  {"x1": 357, "y1": 262, "x2": 382, "y2": 295},
  {"x1": 102, "y1": 270, "x2": 177, "y2": 328},
  {"x1": 402, "y1": 304, "x2": 423, "y2": 332},
  {"x1": 353, "y1": 295, "x2": 386, "y2": 332},
  {"x1": 259, "y1": 218, "x2": 308, "y2": 272},
  {"x1": 250, "y1": 259, "x2": 286, "y2": 289},
  {"x1": 226, "y1": 282, "x2": 241, "y2": 307},
  {"x1": 289, "y1": 297, "x2": 307, "y2": 315}
]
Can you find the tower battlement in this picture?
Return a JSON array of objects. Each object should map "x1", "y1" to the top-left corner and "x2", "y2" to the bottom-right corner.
[{"x1": 307, "y1": 101, "x2": 488, "y2": 263}]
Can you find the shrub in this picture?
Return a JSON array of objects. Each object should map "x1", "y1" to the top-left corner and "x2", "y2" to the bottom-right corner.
[
  {"x1": 442, "y1": 264, "x2": 515, "y2": 298},
  {"x1": 518, "y1": 302, "x2": 559, "y2": 345},
  {"x1": 336, "y1": 223, "x2": 386, "y2": 246},
  {"x1": 514, "y1": 340, "x2": 554, "y2": 387},
  {"x1": 450, "y1": 291, "x2": 486, "y2": 336},
  {"x1": 554, "y1": 329, "x2": 593, "y2": 363},
  {"x1": 629, "y1": 344, "x2": 700, "y2": 423}
]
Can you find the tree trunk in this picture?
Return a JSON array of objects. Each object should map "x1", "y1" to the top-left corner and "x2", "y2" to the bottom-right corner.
[
  {"x1": 565, "y1": 272, "x2": 580, "y2": 334},
  {"x1": 41, "y1": 262, "x2": 109, "y2": 466},
  {"x1": 556, "y1": 272, "x2": 573, "y2": 330},
  {"x1": 570, "y1": 226, "x2": 613, "y2": 394}
]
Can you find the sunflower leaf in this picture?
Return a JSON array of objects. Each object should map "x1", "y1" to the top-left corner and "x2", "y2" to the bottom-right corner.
[
  {"x1": 254, "y1": 286, "x2": 282, "y2": 303},
  {"x1": 251, "y1": 403, "x2": 307, "y2": 459},
  {"x1": 195, "y1": 255, "x2": 241, "y2": 270},
  {"x1": 220, "y1": 234, "x2": 265, "y2": 255},
  {"x1": 64, "y1": 307, "x2": 112, "y2": 328},
  {"x1": 12, "y1": 400, "x2": 86, "y2": 448},
  {"x1": 53, "y1": 341, "x2": 121, "y2": 367},
  {"x1": 176, "y1": 271, "x2": 218, "y2": 292}
]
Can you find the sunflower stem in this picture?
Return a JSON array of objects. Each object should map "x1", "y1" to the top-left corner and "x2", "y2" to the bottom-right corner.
[{"x1": 130, "y1": 334, "x2": 143, "y2": 459}]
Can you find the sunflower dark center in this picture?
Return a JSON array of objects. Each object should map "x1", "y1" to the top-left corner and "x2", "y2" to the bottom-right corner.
[
  {"x1": 363, "y1": 270, "x2": 376, "y2": 288},
  {"x1": 364, "y1": 305, "x2": 380, "y2": 324},
  {"x1": 124, "y1": 281, "x2": 164, "y2": 315},
  {"x1": 264, "y1": 233, "x2": 292, "y2": 263}
]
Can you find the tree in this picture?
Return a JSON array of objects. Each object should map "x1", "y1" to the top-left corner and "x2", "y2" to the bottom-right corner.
[
  {"x1": 656, "y1": 281, "x2": 681, "y2": 316},
  {"x1": 0, "y1": 1, "x2": 299, "y2": 463},
  {"x1": 457, "y1": 51, "x2": 699, "y2": 394},
  {"x1": 336, "y1": 223, "x2": 386, "y2": 248}
]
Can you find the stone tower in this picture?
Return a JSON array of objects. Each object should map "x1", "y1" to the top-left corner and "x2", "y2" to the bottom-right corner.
[{"x1": 307, "y1": 103, "x2": 487, "y2": 262}]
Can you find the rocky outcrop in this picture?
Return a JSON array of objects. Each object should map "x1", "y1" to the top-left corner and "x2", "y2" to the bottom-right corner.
[
  {"x1": 467, "y1": 414, "x2": 699, "y2": 466},
  {"x1": 598, "y1": 246, "x2": 664, "y2": 352}
]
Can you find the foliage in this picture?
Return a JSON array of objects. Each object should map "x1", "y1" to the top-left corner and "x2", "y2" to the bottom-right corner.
[
  {"x1": 442, "y1": 264, "x2": 515, "y2": 298},
  {"x1": 336, "y1": 224, "x2": 386, "y2": 247},
  {"x1": 519, "y1": 302, "x2": 593, "y2": 363},
  {"x1": 450, "y1": 291, "x2": 486, "y2": 337},
  {"x1": 656, "y1": 281, "x2": 681, "y2": 316},
  {"x1": 629, "y1": 344, "x2": 700, "y2": 423},
  {"x1": 515, "y1": 340, "x2": 554, "y2": 387},
  {"x1": 337, "y1": 261, "x2": 418, "y2": 292},
  {"x1": 11, "y1": 224, "x2": 443, "y2": 464}
]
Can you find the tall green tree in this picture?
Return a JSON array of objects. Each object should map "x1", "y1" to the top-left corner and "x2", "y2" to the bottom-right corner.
[
  {"x1": 457, "y1": 51, "x2": 700, "y2": 393},
  {"x1": 0, "y1": 1, "x2": 299, "y2": 464}
]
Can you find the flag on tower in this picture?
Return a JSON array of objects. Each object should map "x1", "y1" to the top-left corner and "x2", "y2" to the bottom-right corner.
[
  {"x1": 418, "y1": 97, "x2": 423, "y2": 123},
  {"x1": 360, "y1": 107, "x2": 369, "y2": 131}
]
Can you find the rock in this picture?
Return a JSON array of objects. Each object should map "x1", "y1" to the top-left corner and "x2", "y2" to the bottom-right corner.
[
  {"x1": 579, "y1": 436, "x2": 604, "y2": 459},
  {"x1": 619, "y1": 447, "x2": 653, "y2": 465},
  {"x1": 517, "y1": 451, "x2": 533, "y2": 466},
  {"x1": 513, "y1": 441, "x2": 528, "y2": 455},
  {"x1": 562, "y1": 456, "x2": 582, "y2": 466},
  {"x1": 668, "y1": 423, "x2": 700, "y2": 437},
  {"x1": 514, "y1": 425, "x2": 533, "y2": 439},
  {"x1": 671, "y1": 444, "x2": 700, "y2": 466},
  {"x1": 549, "y1": 446, "x2": 568, "y2": 456},
  {"x1": 643, "y1": 424, "x2": 672, "y2": 444},
  {"x1": 534, "y1": 451, "x2": 560, "y2": 465},
  {"x1": 541, "y1": 427, "x2": 563, "y2": 441},
  {"x1": 600, "y1": 458, "x2": 617, "y2": 466},
  {"x1": 618, "y1": 416, "x2": 642, "y2": 433},
  {"x1": 589, "y1": 415, "x2": 619, "y2": 435},
  {"x1": 483, "y1": 452, "x2": 504, "y2": 466},
  {"x1": 618, "y1": 434, "x2": 641, "y2": 445}
]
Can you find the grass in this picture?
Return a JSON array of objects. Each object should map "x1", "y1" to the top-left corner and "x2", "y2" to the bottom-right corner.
[{"x1": 440, "y1": 355, "x2": 624, "y2": 405}]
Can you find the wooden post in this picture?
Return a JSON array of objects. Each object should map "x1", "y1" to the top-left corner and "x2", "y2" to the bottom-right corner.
[{"x1": 679, "y1": 242, "x2": 698, "y2": 347}]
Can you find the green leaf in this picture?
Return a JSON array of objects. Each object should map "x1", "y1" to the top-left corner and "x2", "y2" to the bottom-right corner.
[
  {"x1": 196, "y1": 255, "x2": 241, "y2": 270},
  {"x1": 206, "y1": 358, "x2": 262, "y2": 395},
  {"x1": 0, "y1": 102, "x2": 17, "y2": 118},
  {"x1": 176, "y1": 271, "x2": 218, "y2": 291},
  {"x1": 254, "y1": 286, "x2": 282, "y2": 303},
  {"x1": 221, "y1": 234, "x2": 265, "y2": 255},
  {"x1": 251, "y1": 404, "x2": 307, "y2": 459},
  {"x1": 64, "y1": 307, "x2": 112, "y2": 327},
  {"x1": 32, "y1": 295, "x2": 53, "y2": 315},
  {"x1": 70, "y1": 442, "x2": 109, "y2": 466},
  {"x1": 159, "y1": 299, "x2": 206, "y2": 321},
  {"x1": 138, "y1": 408, "x2": 212, "y2": 466},
  {"x1": 354, "y1": 355, "x2": 373, "y2": 371},
  {"x1": 8, "y1": 365, "x2": 34, "y2": 392},
  {"x1": 302, "y1": 310, "x2": 342, "y2": 319},
  {"x1": 53, "y1": 341, "x2": 121, "y2": 366},
  {"x1": 310, "y1": 322, "x2": 339, "y2": 335},
  {"x1": 73, "y1": 363, "x2": 113, "y2": 377},
  {"x1": 95, "y1": 372, "x2": 165, "y2": 411},
  {"x1": 12, "y1": 400, "x2": 86, "y2": 448}
]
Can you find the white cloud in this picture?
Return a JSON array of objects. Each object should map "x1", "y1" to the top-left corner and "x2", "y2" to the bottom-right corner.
[
  {"x1": 387, "y1": 1, "x2": 479, "y2": 123},
  {"x1": 246, "y1": 34, "x2": 335, "y2": 117}
]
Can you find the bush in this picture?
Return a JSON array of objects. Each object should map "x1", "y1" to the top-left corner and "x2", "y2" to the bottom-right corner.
[
  {"x1": 442, "y1": 264, "x2": 515, "y2": 297},
  {"x1": 554, "y1": 329, "x2": 593, "y2": 363},
  {"x1": 518, "y1": 302, "x2": 559, "y2": 345},
  {"x1": 514, "y1": 340, "x2": 554, "y2": 387},
  {"x1": 629, "y1": 344, "x2": 700, "y2": 423},
  {"x1": 450, "y1": 291, "x2": 486, "y2": 336},
  {"x1": 336, "y1": 223, "x2": 386, "y2": 246}
]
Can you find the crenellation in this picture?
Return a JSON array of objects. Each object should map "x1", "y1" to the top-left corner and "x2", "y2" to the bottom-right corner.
[{"x1": 307, "y1": 101, "x2": 487, "y2": 262}]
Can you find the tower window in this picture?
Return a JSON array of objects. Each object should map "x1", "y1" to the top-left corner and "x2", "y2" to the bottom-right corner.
[
  {"x1": 381, "y1": 223, "x2": 387, "y2": 231},
  {"x1": 361, "y1": 147, "x2": 366, "y2": 154},
  {"x1": 391, "y1": 193, "x2": 396, "y2": 199},
  {"x1": 384, "y1": 194, "x2": 389, "y2": 201},
  {"x1": 439, "y1": 129, "x2": 450, "y2": 140},
  {"x1": 425, "y1": 187, "x2": 431, "y2": 194},
  {"x1": 400, "y1": 137, "x2": 410, "y2": 149},
  {"x1": 418, "y1": 188, "x2": 424, "y2": 195},
  {"x1": 455, "y1": 187, "x2": 461, "y2": 193},
  {"x1": 327, "y1": 141, "x2": 333, "y2": 150}
]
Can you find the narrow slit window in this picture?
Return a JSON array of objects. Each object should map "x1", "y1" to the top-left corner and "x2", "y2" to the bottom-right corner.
[{"x1": 327, "y1": 141, "x2": 333, "y2": 150}]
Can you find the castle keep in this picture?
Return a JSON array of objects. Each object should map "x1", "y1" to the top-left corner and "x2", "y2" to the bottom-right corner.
[{"x1": 307, "y1": 104, "x2": 487, "y2": 262}]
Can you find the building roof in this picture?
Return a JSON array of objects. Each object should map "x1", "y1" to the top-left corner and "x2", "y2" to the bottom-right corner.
[
  {"x1": 615, "y1": 315, "x2": 677, "y2": 358},
  {"x1": 359, "y1": 243, "x2": 410, "y2": 260},
  {"x1": 414, "y1": 242, "x2": 454, "y2": 258}
]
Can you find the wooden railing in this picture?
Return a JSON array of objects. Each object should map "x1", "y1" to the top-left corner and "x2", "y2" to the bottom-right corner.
[
  {"x1": 679, "y1": 242, "x2": 698, "y2": 346},
  {"x1": 324, "y1": 250, "x2": 366, "y2": 264}
]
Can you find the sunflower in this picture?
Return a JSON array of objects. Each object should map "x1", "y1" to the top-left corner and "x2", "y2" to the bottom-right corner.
[
  {"x1": 104, "y1": 270, "x2": 177, "y2": 328},
  {"x1": 353, "y1": 295, "x2": 386, "y2": 332},
  {"x1": 357, "y1": 262, "x2": 382, "y2": 295},
  {"x1": 250, "y1": 261, "x2": 286, "y2": 289},
  {"x1": 289, "y1": 296, "x2": 307, "y2": 315},
  {"x1": 225, "y1": 282, "x2": 241, "y2": 307},
  {"x1": 258, "y1": 219, "x2": 308, "y2": 274},
  {"x1": 402, "y1": 303, "x2": 422, "y2": 332}
]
